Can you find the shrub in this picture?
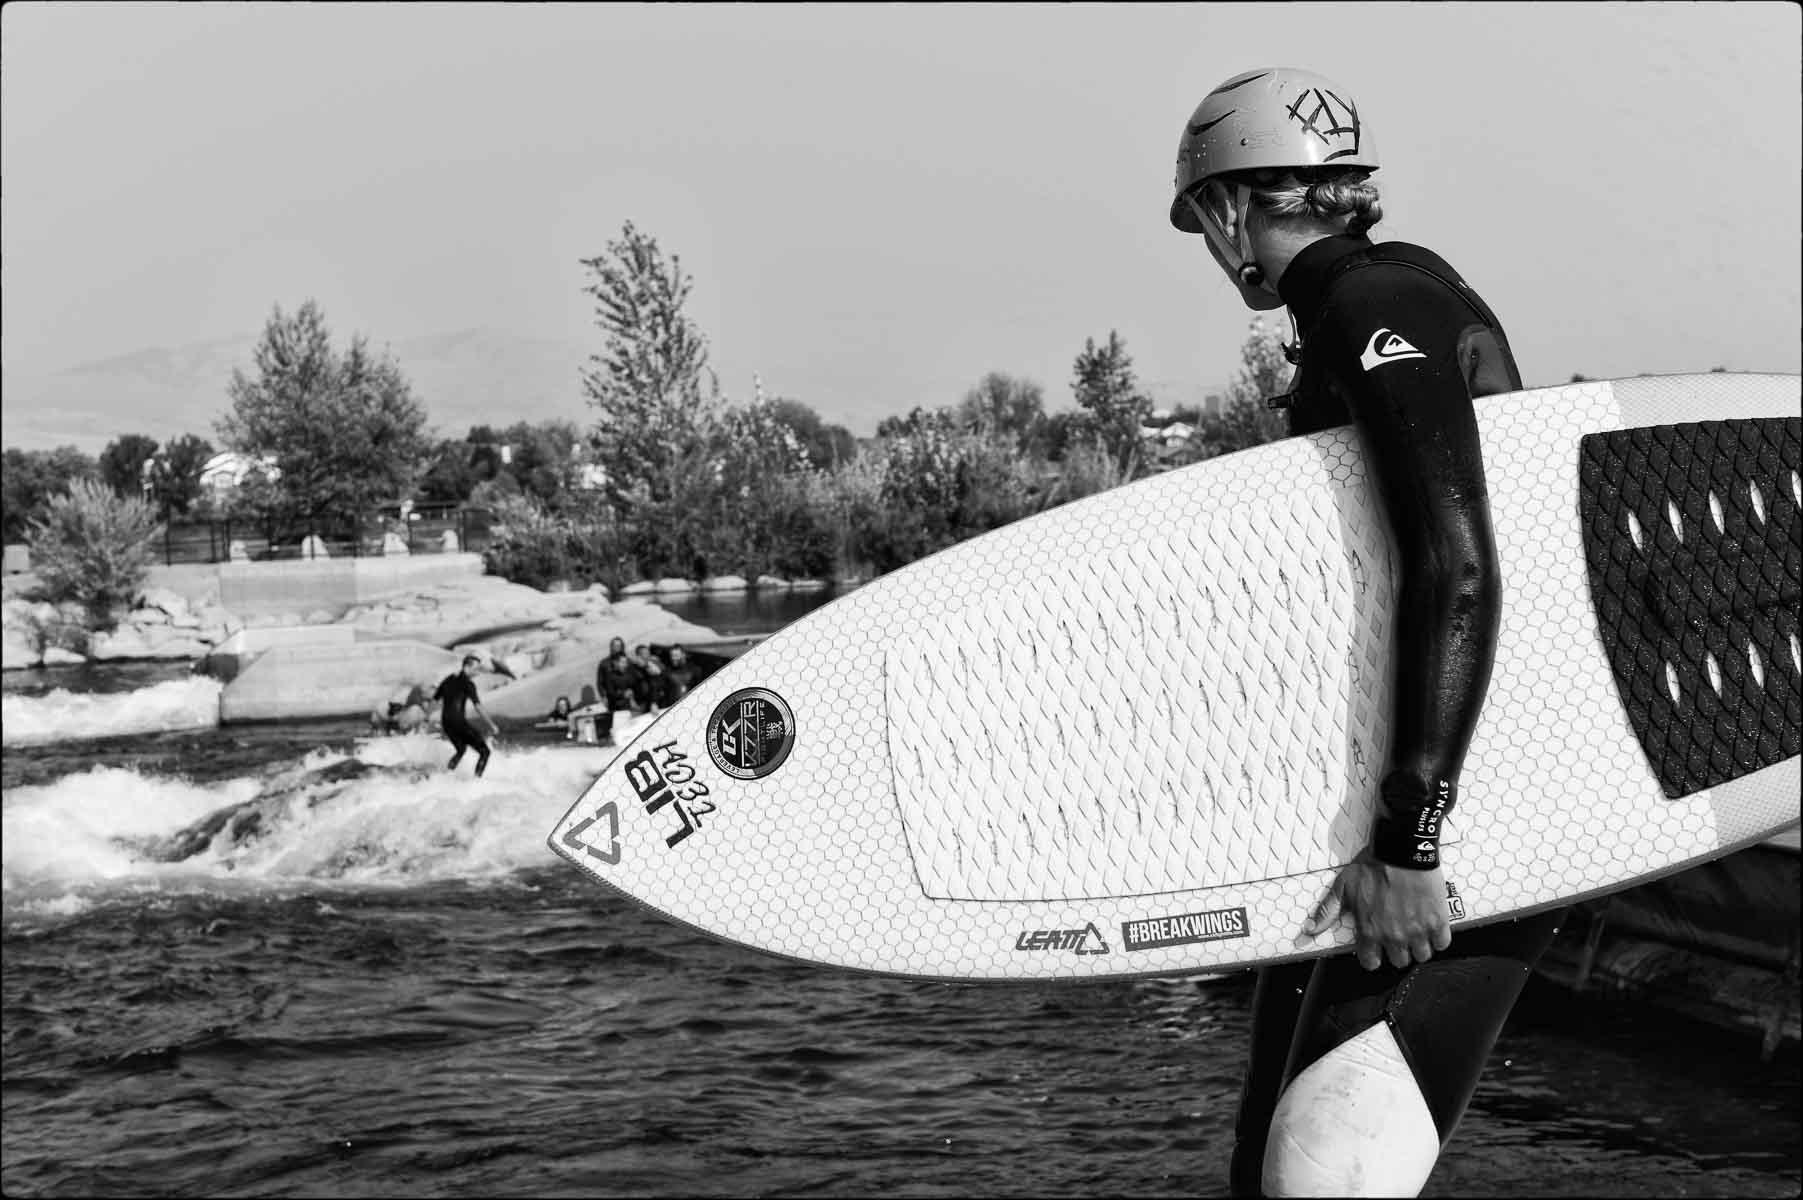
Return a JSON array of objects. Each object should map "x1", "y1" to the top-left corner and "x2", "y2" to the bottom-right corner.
[
  {"x1": 481, "y1": 493, "x2": 571, "y2": 591},
  {"x1": 816, "y1": 453, "x2": 886, "y2": 580},
  {"x1": 26, "y1": 478, "x2": 162, "y2": 632},
  {"x1": 759, "y1": 475, "x2": 839, "y2": 580},
  {"x1": 1040, "y1": 435, "x2": 1135, "y2": 507}
]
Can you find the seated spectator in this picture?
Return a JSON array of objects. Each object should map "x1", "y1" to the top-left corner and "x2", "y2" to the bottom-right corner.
[{"x1": 542, "y1": 695, "x2": 575, "y2": 739}]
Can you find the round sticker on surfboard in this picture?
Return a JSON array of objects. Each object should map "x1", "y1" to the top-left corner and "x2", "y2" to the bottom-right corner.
[{"x1": 707, "y1": 688, "x2": 796, "y2": 780}]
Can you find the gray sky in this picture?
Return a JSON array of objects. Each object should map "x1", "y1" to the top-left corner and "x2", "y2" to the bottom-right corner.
[{"x1": 4, "y1": 2, "x2": 1798, "y2": 434}]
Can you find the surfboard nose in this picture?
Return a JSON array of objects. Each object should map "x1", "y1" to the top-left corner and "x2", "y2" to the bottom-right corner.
[
  {"x1": 548, "y1": 734, "x2": 715, "y2": 879},
  {"x1": 550, "y1": 781, "x2": 624, "y2": 869}
]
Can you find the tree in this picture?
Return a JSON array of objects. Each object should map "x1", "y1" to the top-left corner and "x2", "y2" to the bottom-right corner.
[
  {"x1": 956, "y1": 372, "x2": 1046, "y2": 448},
  {"x1": 500, "y1": 419, "x2": 584, "y2": 510},
  {"x1": 763, "y1": 397, "x2": 857, "y2": 469},
  {"x1": 462, "y1": 424, "x2": 508, "y2": 485},
  {"x1": 27, "y1": 477, "x2": 161, "y2": 632},
  {"x1": 1193, "y1": 316, "x2": 1291, "y2": 458},
  {"x1": 1071, "y1": 330, "x2": 1151, "y2": 474},
  {"x1": 419, "y1": 437, "x2": 482, "y2": 504},
  {"x1": 99, "y1": 434, "x2": 160, "y2": 499},
  {"x1": 714, "y1": 401, "x2": 815, "y2": 494},
  {"x1": 579, "y1": 222, "x2": 719, "y2": 507},
  {"x1": 2, "y1": 446, "x2": 98, "y2": 543},
  {"x1": 145, "y1": 434, "x2": 214, "y2": 517},
  {"x1": 1029, "y1": 409, "x2": 1085, "y2": 463},
  {"x1": 876, "y1": 406, "x2": 945, "y2": 440},
  {"x1": 217, "y1": 301, "x2": 434, "y2": 528}
]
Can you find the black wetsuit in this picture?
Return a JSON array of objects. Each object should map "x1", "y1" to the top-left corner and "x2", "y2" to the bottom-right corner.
[
  {"x1": 597, "y1": 655, "x2": 638, "y2": 711},
  {"x1": 434, "y1": 671, "x2": 490, "y2": 776},
  {"x1": 594, "y1": 654, "x2": 641, "y2": 741},
  {"x1": 662, "y1": 659, "x2": 696, "y2": 707},
  {"x1": 1229, "y1": 235, "x2": 1566, "y2": 1195}
]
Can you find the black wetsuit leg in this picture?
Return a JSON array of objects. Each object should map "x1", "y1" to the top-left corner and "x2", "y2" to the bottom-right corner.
[
  {"x1": 1231, "y1": 909, "x2": 1566, "y2": 1196},
  {"x1": 446, "y1": 721, "x2": 490, "y2": 774},
  {"x1": 1231, "y1": 961, "x2": 1314, "y2": 1197}
]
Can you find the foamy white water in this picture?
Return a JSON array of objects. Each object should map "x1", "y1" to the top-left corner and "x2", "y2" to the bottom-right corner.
[
  {"x1": 0, "y1": 676, "x2": 224, "y2": 747},
  {"x1": 0, "y1": 723, "x2": 665, "y2": 900}
]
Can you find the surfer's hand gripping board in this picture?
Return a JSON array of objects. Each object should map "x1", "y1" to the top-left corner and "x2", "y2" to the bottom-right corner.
[{"x1": 1303, "y1": 854, "x2": 1454, "y2": 971}]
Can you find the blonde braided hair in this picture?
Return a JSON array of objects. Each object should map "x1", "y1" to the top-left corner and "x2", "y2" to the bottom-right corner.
[{"x1": 1229, "y1": 166, "x2": 1383, "y2": 238}]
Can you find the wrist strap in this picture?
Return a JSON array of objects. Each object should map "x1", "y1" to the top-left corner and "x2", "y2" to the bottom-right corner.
[{"x1": 1371, "y1": 776, "x2": 1455, "y2": 870}]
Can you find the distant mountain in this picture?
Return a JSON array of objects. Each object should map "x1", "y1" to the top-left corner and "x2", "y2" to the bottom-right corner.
[{"x1": 2, "y1": 328, "x2": 598, "y2": 453}]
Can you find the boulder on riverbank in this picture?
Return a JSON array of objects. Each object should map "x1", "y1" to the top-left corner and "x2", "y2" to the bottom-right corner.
[
  {"x1": 336, "y1": 575, "x2": 609, "y2": 643},
  {"x1": 208, "y1": 593, "x2": 723, "y2": 722},
  {"x1": 1, "y1": 565, "x2": 738, "y2": 727},
  {"x1": 221, "y1": 640, "x2": 467, "y2": 723},
  {"x1": 1, "y1": 597, "x2": 100, "y2": 669},
  {"x1": 89, "y1": 588, "x2": 233, "y2": 661},
  {"x1": 89, "y1": 626, "x2": 218, "y2": 662},
  {"x1": 2, "y1": 584, "x2": 239, "y2": 669}
]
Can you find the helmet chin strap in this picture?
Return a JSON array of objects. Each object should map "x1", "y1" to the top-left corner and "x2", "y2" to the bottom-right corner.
[
  {"x1": 1187, "y1": 188, "x2": 1298, "y2": 356},
  {"x1": 1190, "y1": 185, "x2": 1275, "y2": 294}
]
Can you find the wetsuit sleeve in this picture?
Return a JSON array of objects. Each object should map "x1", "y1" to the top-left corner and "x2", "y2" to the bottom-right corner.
[{"x1": 1316, "y1": 267, "x2": 1504, "y2": 869}]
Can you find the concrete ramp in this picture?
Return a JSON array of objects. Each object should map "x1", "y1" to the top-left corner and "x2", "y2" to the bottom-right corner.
[{"x1": 221, "y1": 639, "x2": 463, "y2": 722}]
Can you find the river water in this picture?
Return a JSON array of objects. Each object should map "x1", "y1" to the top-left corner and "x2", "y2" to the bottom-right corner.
[{"x1": 3, "y1": 590, "x2": 1797, "y2": 1197}]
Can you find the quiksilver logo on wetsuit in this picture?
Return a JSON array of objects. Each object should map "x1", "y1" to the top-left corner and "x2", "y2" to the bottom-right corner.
[{"x1": 1359, "y1": 328, "x2": 1427, "y2": 371}]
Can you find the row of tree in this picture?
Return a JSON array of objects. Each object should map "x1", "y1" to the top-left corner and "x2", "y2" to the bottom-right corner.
[
  {"x1": 478, "y1": 221, "x2": 1297, "y2": 588},
  {"x1": 5, "y1": 217, "x2": 1299, "y2": 634},
  {"x1": 3, "y1": 438, "x2": 213, "y2": 543}
]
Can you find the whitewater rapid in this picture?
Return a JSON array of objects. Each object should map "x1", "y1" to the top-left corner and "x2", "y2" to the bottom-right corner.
[
  {"x1": 0, "y1": 718, "x2": 664, "y2": 914},
  {"x1": 1, "y1": 676, "x2": 225, "y2": 747}
]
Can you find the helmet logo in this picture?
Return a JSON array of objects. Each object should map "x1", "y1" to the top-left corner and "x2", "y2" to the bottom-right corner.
[
  {"x1": 1188, "y1": 110, "x2": 1236, "y2": 138},
  {"x1": 1285, "y1": 88, "x2": 1362, "y2": 161}
]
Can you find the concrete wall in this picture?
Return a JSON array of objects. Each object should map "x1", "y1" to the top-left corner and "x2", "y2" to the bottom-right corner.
[
  {"x1": 144, "y1": 563, "x2": 228, "y2": 606},
  {"x1": 218, "y1": 553, "x2": 485, "y2": 619}
]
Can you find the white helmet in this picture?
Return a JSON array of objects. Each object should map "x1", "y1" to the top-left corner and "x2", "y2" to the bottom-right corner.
[{"x1": 1170, "y1": 68, "x2": 1380, "y2": 288}]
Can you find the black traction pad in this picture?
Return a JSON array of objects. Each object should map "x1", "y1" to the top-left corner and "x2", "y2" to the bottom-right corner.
[{"x1": 1578, "y1": 417, "x2": 1801, "y2": 799}]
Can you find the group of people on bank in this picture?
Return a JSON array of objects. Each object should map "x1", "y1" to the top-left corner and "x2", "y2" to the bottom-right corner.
[{"x1": 544, "y1": 638, "x2": 697, "y2": 746}]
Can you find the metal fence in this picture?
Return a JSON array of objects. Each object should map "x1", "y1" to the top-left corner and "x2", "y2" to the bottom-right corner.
[{"x1": 155, "y1": 505, "x2": 494, "y2": 565}]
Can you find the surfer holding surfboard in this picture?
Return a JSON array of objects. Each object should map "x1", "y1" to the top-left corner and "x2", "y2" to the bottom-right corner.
[
  {"x1": 546, "y1": 58, "x2": 1794, "y2": 1200},
  {"x1": 1170, "y1": 66, "x2": 1566, "y2": 1196}
]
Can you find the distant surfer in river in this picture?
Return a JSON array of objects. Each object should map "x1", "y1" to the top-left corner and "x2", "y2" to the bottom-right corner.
[
  {"x1": 434, "y1": 654, "x2": 499, "y2": 777},
  {"x1": 1170, "y1": 67, "x2": 1566, "y2": 1196}
]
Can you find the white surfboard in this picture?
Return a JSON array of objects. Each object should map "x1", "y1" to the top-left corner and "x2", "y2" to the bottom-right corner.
[{"x1": 548, "y1": 374, "x2": 1801, "y2": 981}]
